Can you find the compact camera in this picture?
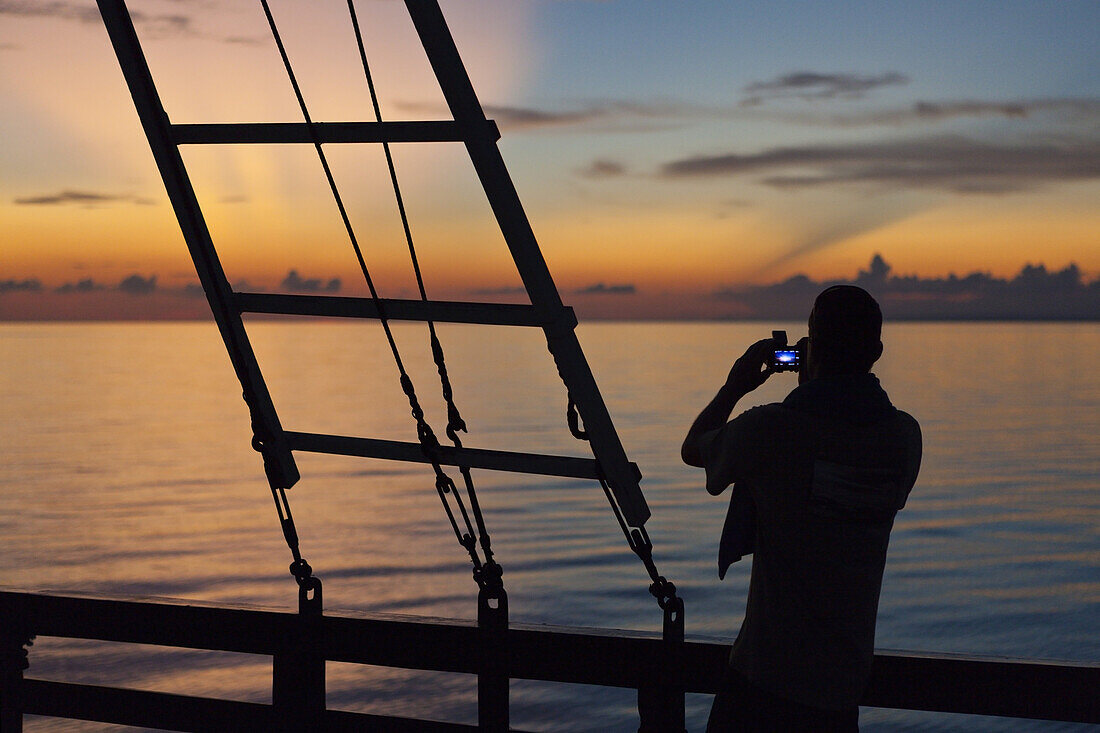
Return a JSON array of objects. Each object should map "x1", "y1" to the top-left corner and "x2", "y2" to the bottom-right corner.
[{"x1": 770, "y1": 330, "x2": 802, "y2": 373}]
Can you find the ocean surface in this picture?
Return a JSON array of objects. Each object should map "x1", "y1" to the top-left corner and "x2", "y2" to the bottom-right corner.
[{"x1": 1, "y1": 320, "x2": 1097, "y2": 731}]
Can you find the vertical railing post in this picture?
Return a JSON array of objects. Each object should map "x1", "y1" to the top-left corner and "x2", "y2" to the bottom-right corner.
[
  {"x1": 0, "y1": 625, "x2": 33, "y2": 733},
  {"x1": 273, "y1": 582, "x2": 325, "y2": 731},
  {"x1": 478, "y1": 586, "x2": 509, "y2": 732},
  {"x1": 638, "y1": 597, "x2": 686, "y2": 733}
]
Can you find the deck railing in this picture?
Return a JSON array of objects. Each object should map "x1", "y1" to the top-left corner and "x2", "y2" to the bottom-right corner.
[{"x1": 1, "y1": 589, "x2": 1097, "y2": 731}]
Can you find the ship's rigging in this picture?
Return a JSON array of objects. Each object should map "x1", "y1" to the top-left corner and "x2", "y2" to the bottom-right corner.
[{"x1": 98, "y1": 0, "x2": 683, "y2": 728}]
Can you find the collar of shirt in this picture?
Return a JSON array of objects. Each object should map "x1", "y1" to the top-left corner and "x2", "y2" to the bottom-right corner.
[{"x1": 782, "y1": 372, "x2": 895, "y2": 426}]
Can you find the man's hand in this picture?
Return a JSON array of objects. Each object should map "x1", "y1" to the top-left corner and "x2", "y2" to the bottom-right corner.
[{"x1": 725, "y1": 338, "x2": 777, "y2": 394}]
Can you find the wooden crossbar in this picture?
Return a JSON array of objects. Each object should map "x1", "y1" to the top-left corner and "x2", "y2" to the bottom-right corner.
[
  {"x1": 284, "y1": 431, "x2": 639, "y2": 482},
  {"x1": 234, "y1": 292, "x2": 575, "y2": 328},
  {"x1": 172, "y1": 120, "x2": 500, "y2": 145}
]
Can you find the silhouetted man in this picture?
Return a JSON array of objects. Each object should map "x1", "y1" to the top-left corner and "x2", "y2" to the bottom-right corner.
[{"x1": 682, "y1": 285, "x2": 921, "y2": 732}]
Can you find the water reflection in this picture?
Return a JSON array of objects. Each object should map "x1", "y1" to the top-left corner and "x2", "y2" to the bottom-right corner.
[{"x1": 3, "y1": 321, "x2": 1098, "y2": 731}]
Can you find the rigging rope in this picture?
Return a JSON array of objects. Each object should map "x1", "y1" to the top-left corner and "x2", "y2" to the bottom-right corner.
[
  {"x1": 259, "y1": 0, "x2": 500, "y2": 593},
  {"x1": 344, "y1": 0, "x2": 500, "y2": 587},
  {"x1": 257, "y1": 0, "x2": 672, "y2": 619}
]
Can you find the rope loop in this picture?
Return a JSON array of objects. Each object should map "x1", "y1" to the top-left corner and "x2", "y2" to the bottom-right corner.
[
  {"x1": 446, "y1": 403, "x2": 467, "y2": 436},
  {"x1": 566, "y1": 397, "x2": 588, "y2": 440}
]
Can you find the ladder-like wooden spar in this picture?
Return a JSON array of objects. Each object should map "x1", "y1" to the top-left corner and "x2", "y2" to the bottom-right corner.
[
  {"x1": 97, "y1": 3, "x2": 682, "y2": 728},
  {"x1": 96, "y1": 0, "x2": 650, "y2": 527}
]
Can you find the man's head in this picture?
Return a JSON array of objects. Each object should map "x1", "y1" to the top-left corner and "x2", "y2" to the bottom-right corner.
[{"x1": 806, "y1": 285, "x2": 883, "y2": 376}]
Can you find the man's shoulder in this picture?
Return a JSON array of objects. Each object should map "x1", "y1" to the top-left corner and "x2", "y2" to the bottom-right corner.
[
  {"x1": 893, "y1": 409, "x2": 921, "y2": 435},
  {"x1": 862, "y1": 407, "x2": 922, "y2": 450},
  {"x1": 728, "y1": 402, "x2": 800, "y2": 427},
  {"x1": 814, "y1": 406, "x2": 920, "y2": 449},
  {"x1": 813, "y1": 406, "x2": 923, "y2": 503}
]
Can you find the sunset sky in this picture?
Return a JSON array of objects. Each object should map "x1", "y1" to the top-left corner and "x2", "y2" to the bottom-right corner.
[{"x1": 1, "y1": 0, "x2": 1098, "y2": 319}]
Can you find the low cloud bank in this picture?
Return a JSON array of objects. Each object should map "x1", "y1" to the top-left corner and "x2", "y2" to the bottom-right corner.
[
  {"x1": 118, "y1": 274, "x2": 156, "y2": 295},
  {"x1": 55, "y1": 278, "x2": 105, "y2": 294},
  {"x1": 577, "y1": 282, "x2": 636, "y2": 295},
  {"x1": 0, "y1": 278, "x2": 41, "y2": 293},
  {"x1": 722, "y1": 254, "x2": 1100, "y2": 320},
  {"x1": 281, "y1": 270, "x2": 340, "y2": 294}
]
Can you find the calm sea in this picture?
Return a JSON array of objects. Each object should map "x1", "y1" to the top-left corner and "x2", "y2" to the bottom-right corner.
[{"x1": 2, "y1": 321, "x2": 1097, "y2": 732}]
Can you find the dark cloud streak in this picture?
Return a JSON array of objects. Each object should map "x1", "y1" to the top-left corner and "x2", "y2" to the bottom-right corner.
[
  {"x1": 0, "y1": 1, "x2": 194, "y2": 36},
  {"x1": 578, "y1": 159, "x2": 626, "y2": 178},
  {"x1": 222, "y1": 35, "x2": 264, "y2": 46},
  {"x1": 398, "y1": 99, "x2": 690, "y2": 132},
  {"x1": 758, "y1": 202, "x2": 924, "y2": 276},
  {"x1": 742, "y1": 72, "x2": 908, "y2": 104},
  {"x1": 14, "y1": 190, "x2": 154, "y2": 206},
  {"x1": 767, "y1": 98, "x2": 1100, "y2": 128},
  {"x1": 482, "y1": 104, "x2": 601, "y2": 129},
  {"x1": 661, "y1": 136, "x2": 1100, "y2": 194},
  {"x1": 398, "y1": 92, "x2": 1100, "y2": 135}
]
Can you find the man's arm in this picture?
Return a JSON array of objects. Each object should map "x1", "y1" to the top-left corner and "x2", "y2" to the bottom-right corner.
[{"x1": 681, "y1": 338, "x2": 776, "y2": 471}]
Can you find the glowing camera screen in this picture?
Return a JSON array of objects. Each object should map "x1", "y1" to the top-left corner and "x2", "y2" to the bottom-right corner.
[{"x1": 772, "y1": 349, "x2": 801, "y2": 372}]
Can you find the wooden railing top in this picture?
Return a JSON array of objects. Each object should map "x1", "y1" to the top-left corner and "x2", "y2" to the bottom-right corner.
[{"x1": 1, "y1": 589, "x2": 1098, "y2": 725}]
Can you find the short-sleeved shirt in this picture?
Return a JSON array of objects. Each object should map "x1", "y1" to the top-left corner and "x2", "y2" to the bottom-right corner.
[{"x1": 699, "y1": 373, "x2": 921, "y2": 710}]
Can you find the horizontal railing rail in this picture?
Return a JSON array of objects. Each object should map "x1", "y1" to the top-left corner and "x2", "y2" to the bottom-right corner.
[
  {"x1": 1, "y1": 590, "x2": 1097, "y2": 730},
  {"x1": 19, "y1": 679, "x2": 482, "y2": 732}
]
